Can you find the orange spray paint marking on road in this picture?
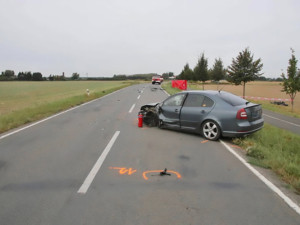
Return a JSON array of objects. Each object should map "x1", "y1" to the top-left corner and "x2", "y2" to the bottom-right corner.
[
  {"x1": 230, "y1": 145, "x2": 242, "y2": 149},
  {"x1": 201, "y1": 140, "x2": 209, "y2": 144},
  {"x1": 142, "y1": 170, "x2": 182, "y2": 180},
  {"x1": 109, "y1": 167, "x2": 137, "y2": 175}
]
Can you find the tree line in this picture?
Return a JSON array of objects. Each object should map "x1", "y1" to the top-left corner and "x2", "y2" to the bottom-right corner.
[
  {"x1": 0, "y1": 71, "x2": 80, "y2": 81},
  {"x1": 0, "y1": 70, "x2": 44, "y2": 81},
  {"x1": 177, "y1": 47, "x2": 300, "y2": 111},
  {"x1": 0, "y1": 71, "x2": 164, "y2": 81}
]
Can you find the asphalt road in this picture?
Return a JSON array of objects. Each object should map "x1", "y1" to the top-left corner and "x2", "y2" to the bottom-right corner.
[
  {"x1": 263, "y1": 109, "x2": 300, "y2": 135},
  {"x1": 0, "y1": 84, "x2": 300, "y2": 225}
]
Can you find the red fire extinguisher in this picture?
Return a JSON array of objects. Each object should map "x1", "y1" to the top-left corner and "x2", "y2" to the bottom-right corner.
[{"x1": 138, "y1": 112, "x2": 143, "y2": 127}]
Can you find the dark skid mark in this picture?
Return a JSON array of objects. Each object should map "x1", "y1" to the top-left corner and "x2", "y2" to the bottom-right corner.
[
  {"x1": 179, "y1": 155, "x2": 190, "y2": 161},
  {"x1": 1, "y1": 179, "x2": 80, "y2": 192}
]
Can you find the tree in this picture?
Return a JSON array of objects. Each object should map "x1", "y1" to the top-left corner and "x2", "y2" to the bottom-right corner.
[
  {"x1": 18, "y1": 71, "x2": 32, "y2": 81},
  {"x1": 194, "y1": 53, "x2": 209, "y2": 89},
  {"x1": 178, "y1": 63, "x2": 194, "y2": 80},
  {"x1": 32, "y1": 72, "x2": 43, "y2": 81},
  {"x1": 17, "y1": 72, "x2": 26, "y2": 80},
  {"x1": 1, "y1": 70, "x2": 15, "y2": 80},
  {"x1": 113, "y1": 75, "x2": 127, "y2": 80},
  {"x1": 162, "y1": 72, "x2": 174, "y2": 80},
  {"x1": 25, "y1": 72, "x2": 32, "y2": 80},
  {"x1": 2, "y1": 70, "x2": 15, "y2": 77},
  {"x1": 71, "y1": 72, "x2": 80, "y2": 80},
  {"x1": 227, "y1": 48, "x2": 263, "y2": 98},
  {"x1": 281, "y1": 48, "x2": 300, "y2": 112},
  {"x1": 211, "y1": 58, "x2": 226, "y2": 81}
]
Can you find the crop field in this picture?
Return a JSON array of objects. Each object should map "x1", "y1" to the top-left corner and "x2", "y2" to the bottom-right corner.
[{"x1": 0, "y1": 81, "x2": 135, "y2": 133}]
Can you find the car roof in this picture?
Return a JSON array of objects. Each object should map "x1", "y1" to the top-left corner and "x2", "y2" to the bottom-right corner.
[
  {"x1": 180, "y1": 90, "x2": 250, "y2": 106},
  {"x1": 181, "y1": 90, "x2": 224, "y2": 95}
]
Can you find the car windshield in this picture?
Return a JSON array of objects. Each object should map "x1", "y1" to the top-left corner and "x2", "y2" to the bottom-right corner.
[{"x1": 217, "y1": 91, "x2": 247, "y2": 106}]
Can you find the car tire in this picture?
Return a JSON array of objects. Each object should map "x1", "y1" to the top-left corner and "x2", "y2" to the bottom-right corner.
[
  {"x1": 158, "y1": 119, "x2": 164, "y2": 128},
  {"x1": 201, "y1": 120, "x2": 221, "y2": 141}
]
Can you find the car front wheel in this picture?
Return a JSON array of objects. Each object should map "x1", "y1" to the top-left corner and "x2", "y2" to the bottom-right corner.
[{"x1": 201, "y1": 120, "x2": 221, "y2": 141}]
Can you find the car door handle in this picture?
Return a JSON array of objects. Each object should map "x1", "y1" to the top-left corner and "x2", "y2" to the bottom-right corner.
[
  {"x1": 175, "y1": 109, "x2": 179, "y2": 113},
  {"x1": 201, "y1": 110, "x2": 206, "y2": 114}
]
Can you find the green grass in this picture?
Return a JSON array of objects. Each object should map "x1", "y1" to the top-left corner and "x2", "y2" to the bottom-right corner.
[
  {"x1": 233, "y1": 124, "x2": 300, "y2": 194},
  {"x1": 162, "y1": 81, "x2": 300, "y2": 194},
  {"x1": 0, "y1": 81, "x2": 137, "y2": 133},
  {"x1": 161, "y1": 81, "x2": 182, "y2": 95}
]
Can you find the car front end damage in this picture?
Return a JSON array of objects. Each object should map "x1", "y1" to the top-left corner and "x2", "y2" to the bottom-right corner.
[{"x1": 140, "y1": 103, "x2": 160, "y2": 127}]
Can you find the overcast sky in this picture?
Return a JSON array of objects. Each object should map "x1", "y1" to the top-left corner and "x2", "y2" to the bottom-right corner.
[{"x1": 1, "y1": 0, "x2": 300, "y2": 78}]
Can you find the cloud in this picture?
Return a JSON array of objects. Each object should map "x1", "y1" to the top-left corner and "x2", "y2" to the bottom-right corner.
[{"x1": 1, "y1": 0, "x2": 299, "y2": 78}]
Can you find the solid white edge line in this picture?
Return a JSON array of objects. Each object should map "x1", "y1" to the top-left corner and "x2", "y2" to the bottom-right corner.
[
  {"x1": 0, "y1": 89, "x2": 123, "y2": 140},
  {"x1": 220, "y1": 140, "x2": 300, "y2": 215},
  {"x1": 78, "y1": 131, "x2": 120, "y2": 194},
  {"x1": 129, "y1": 104, "x2": 136, "y2": 113},
  {"x1": 163, "y1": 89, "x2": 170, "y2": 96},
  {"x1": 263, "y1": 114, "x2": 300, "y2": 127}
]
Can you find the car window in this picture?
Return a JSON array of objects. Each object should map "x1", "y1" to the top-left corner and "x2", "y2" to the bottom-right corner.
[
  {"x1": 218, "y1": 92, "x2": 247, "y2": 106},
  {"x1": 163, "y1": 94, "x2": 186, "y2": 106},
  {"x1": 183, "y1": 94, "x2": 205, "y2": 107},
  {"x1": 202, "y1": 96, "x2": 214, "y2": 107}
]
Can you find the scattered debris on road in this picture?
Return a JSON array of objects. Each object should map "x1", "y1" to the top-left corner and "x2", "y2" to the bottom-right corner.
[{"x1": 160, "y1": 168, "x2": 171, "y2": 176}]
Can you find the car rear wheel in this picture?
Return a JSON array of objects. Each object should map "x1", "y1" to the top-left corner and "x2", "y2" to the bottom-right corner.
[{"x1": 201, "y1": 120, "x2": 221, "y2": 141}]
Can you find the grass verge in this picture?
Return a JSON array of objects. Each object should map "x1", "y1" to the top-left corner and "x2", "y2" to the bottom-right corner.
[
  {"x1": 0, "y1": 81, "x2": 136, "y2": 133},
  {"x1": 233, "y1": 124, "x2": 300, "y2": 194}
]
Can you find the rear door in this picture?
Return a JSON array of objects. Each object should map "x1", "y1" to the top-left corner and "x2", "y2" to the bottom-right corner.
[
  {"x1": 160, "y1": 93, "x2": 186, "y2": 128},
  {"x1": 180, "y1": 93, "x2": 214, "y2": 130}
]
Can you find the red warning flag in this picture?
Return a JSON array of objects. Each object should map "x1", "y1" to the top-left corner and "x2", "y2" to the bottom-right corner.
[{"x1": 172, "y1": 80, "x2": 187, "y2": 90}]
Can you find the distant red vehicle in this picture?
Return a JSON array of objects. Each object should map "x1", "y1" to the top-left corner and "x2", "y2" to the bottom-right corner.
[{"x1": 152, "y1": 75, "x2": 163, "y2": 85}]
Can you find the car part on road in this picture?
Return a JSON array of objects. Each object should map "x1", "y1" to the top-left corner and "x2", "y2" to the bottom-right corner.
[
  {"x1": 160, "y1": 168, "x2": 171, "y2": 176},
  {"x1": 271, "y1": 101, "x2": 288, "y2": 106}
]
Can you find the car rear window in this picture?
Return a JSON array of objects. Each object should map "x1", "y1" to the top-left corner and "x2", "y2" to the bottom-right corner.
[
  {"x1": 218, "y1": 92, "x2": 247, "y2": 106},
  {"x1": 202, "y1": 96, "x2": 214, "y2": 107}
]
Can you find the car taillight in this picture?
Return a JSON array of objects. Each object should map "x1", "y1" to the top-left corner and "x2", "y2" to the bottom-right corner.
[{"x1": 236, "y1": 108, "x2": 248, "y2": 120}]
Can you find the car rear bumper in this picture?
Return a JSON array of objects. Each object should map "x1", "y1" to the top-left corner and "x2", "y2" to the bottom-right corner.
[{"x1": 222, "y1": 120, "x2": 264, "y2": 138}]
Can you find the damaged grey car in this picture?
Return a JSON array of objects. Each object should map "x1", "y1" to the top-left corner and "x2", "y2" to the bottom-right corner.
[{"x1": 140, "y1": 90, "x2": 264, "y2": 141}]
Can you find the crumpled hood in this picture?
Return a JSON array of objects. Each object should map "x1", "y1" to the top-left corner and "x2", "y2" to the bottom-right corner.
[{"x1": 140, "y1": 103, "x2": 159, "y2": 111}]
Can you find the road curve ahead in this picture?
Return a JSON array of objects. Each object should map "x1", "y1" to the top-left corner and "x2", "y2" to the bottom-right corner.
[{"x1": 0, "y1": 84, "x2": 300, "y2": 225}]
